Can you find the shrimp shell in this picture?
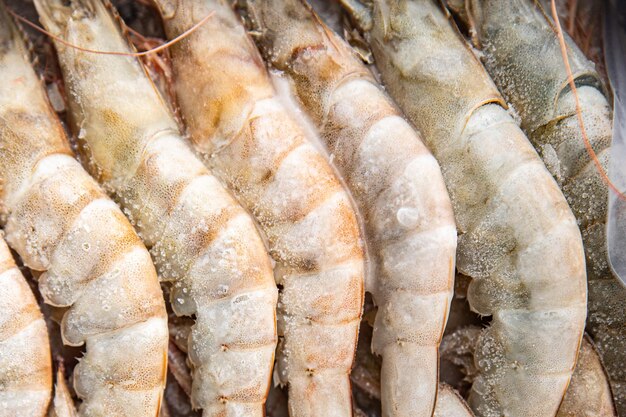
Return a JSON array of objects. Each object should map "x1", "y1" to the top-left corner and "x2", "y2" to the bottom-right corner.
[
  {"x1": 351, "y1": 318, "x2": 474, "y2": 417},
  {"x1": 0, "y1": 235, "x2": 51, "y2": 417},
  {"x1": 341, "y1": 0, "x2": 587, "y2": 416},
  {"x1": 33, "y1": 1, "x2": 278, "y2": 415},
  {"x1": 0, "y1": 4, "x2": 169, "y2": 415},
  {"x1": 457, "y1": 1, "x2": 625, "y2": 412},
  {"x1": 441, "y1": 327, "x2": 617, "y2": 416},
  {"x1": 241, "y1": 1, "x2": 457, "y2": 416},
  {"x1": 153, "y1": 1, "x2": 365, "y2": 416},
  {"x1": 556, "y1": 336, "x2": 616, "y2": 417}
]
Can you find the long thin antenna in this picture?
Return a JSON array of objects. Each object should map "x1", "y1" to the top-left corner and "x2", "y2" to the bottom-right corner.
[
  {"x1": 551, "y1": 0, "x2": 626, "y2": 201},
  {"x1": 6, "y1": 7, "x2": 213, "y2": 57}
]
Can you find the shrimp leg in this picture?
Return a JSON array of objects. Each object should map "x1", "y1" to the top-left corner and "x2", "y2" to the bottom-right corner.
[
  {"x1": 340, "y1": 1, "x2": 587, "y2": 416},
  {"x1": 240, "y1": 1, "x2": 457, "y2": 416},
  {"x1": 152, "y1": 1, "x2": 366, "y2": 416},
  {"x1": 48, "y1": 367, "x2": 78, "y2": 417},
  {"x1": 0, "y1": 4, "x2": 169, "y2": 415},
  {"x1": 33, "y1": 1, "x2": 278, "y2": 416}
]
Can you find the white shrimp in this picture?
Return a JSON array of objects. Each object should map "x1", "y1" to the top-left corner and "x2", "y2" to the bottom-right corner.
[
  {"x1": 240, "y1": 1, "x2": 457, "y2": 416},
  {"x1": 33, "y1": 1, "x2": 279, "y2": 415},
  {"x1": 340, "y1": 0, "x2": 587, "y2": 416},
  {"x1": 0, "y1": 3, "x2": 169, "y2": 415},
  {"x1": 453, "y1": 1, "x2": 625, "y2": 412},
  {"x1": 350, "y1": 315, "x2": 474, "y2": 417},
  {"x1": 152, "y1": 1, "x2": 366, "y2": 416}
]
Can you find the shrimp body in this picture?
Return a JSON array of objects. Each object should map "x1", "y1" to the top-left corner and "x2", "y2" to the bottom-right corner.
[
  {"x1": 0, "y1": 5, "x2": 168, "y2": 416},
  {"x1": 458, "y1": 1, "x2": 625, "y2": 412},
  {"x1": 153, "y1": 1, "x2": 365, "y2": 416},
  {"x1": 33, "y1": 1, "x2": 278, "y2": 415},
  {"x1": 342, "y1": 1, "x2": 587, "y2": 416},
  {"x1": 556, "y1": 336, "x2": 616, "y2": 417},
  {"x1": 241, "y1": 1, "x2": 456, "y2": 416},
  {"x1": 0, "y1": 236, "x2": 51, "y2": 417}
]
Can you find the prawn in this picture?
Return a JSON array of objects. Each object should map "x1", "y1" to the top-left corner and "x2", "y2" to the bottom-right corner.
[
  {"x1": 241, "y1": 1, "x2": 457, "y2": 416},
  {"x1": 0, "y1": 235, "x2": 52, "y2": 417},
  {"x1": 340, "y1": 0, "x2": 587, "y2": 416},
  {"x1": 152, "y1": 1, "x2": 365, "y2": 416},
  {"x1": 0, "y1": 4, "x2": 169, "y2": 415},
  {"x1": 556, "y1": 336, "x2": 616, "y2": 417},
  {"x1": 33, "y1": 1, "x2": 278, "y2": 415},
  {"x1": 450, "y1": 1, "x2": 626, "y2": 413}
]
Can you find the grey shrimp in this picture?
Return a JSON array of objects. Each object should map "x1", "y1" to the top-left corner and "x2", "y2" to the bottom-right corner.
[
  {"x1": 450, "y1": 1, "x2": 625, "y2": 413},
  {"x1": 339, "y1": 0, "x2": 587, "y2": 416},
  {"x1": 0, "y1": 4, "x2": 168, "y2": 415}
]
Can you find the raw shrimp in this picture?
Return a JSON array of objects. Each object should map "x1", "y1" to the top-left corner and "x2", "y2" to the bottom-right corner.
[
  {"x1": 441, "y1": 327, "x2": 617, "y2": 416},
  {"x1": 0, "y1": 235, "x2": 51, "y2": 417},
  {"x1": 152, "y1": 1, "x2": 365, "y2": 416},
  {"x1": 340, "y1": 0, "x2": 587, "y2": 416},
  {"x1": 33, "y1": 1, "x2": 278, "y2": 416},
  {"x1": 353, "y1": 384, "x2": 474, "y2": 417},
  {"x1": 452, "y1": 1, "x2": 625, "y2": 413},
  {"x1": 241, "y1": 1, "x2": 456, "y2": 416},
  {"x1": 0, "y1": 4, "x2": 168, "y2": 416},
  {"x1": 556, "y1": 336, "x2": 616, "y2": 417}
]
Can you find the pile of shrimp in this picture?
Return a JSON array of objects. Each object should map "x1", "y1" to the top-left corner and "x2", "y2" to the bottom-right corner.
[{"x1": 0, "y1": 0, "x2": 622, "y2": 417}]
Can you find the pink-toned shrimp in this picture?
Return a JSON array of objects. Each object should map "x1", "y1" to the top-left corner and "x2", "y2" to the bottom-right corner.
[
  {"x1": 33, "y1": 0, "x2": 279, "y2": 415},
  {"x1": 0, "y1": 3, "x2": 168, "y2": 415},
  {"x1": 152, "y1": 1, "x2": 366, "y2": 416}
]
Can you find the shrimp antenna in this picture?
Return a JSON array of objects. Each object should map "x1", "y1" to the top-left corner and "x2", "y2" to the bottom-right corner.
[
  {"x1": 551, "y1": 0, "x2": 626, "y2": 201},
  {"x1": 6, "y1": 6, "x2": 214, "y2": 57}
]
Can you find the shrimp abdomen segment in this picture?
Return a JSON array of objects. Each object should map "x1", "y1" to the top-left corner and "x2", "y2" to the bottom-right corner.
[
  {"x1": 74, "y1": 317, "x2": 168, "y2": 416},
  {"x1": 0, "y1": 237, "x2": 52, "y2": 417}
]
